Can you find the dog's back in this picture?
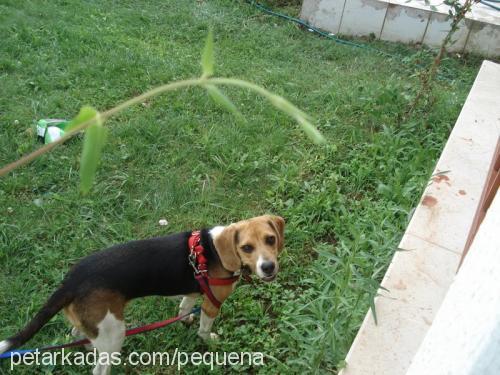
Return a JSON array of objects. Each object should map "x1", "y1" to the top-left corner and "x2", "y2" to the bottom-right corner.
[{"x1": 65, "y1": 232, "x2": 199, "y2": 299}]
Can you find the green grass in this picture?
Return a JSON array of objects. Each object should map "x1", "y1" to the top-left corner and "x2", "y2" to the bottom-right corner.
[{"x1": 0, "y1": 0, "x2": 481, "y2": 373}]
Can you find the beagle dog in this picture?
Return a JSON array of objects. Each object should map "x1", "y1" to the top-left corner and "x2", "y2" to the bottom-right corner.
[{"x1": 0, "y1": 215, "x2": 285, "y2": 375}]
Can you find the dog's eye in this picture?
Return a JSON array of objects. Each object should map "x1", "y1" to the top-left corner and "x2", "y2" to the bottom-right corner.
[
  {"x1": 241, "y1": 244, "x2": 254, "y2": 253},
  {"x1": 265, "y1": 235, "x2": 276, "y2": 246}
]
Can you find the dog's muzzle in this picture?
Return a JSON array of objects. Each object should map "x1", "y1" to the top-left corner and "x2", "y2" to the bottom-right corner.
[{"x1": 260, "y1": 261, "x2": 278, "y2": 282}]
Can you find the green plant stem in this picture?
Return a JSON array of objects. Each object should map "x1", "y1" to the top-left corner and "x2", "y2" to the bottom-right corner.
[
  {"x1": 0, "y1": 76, "x2": 321, "y2": 178},
  {"x1": 0, "y1": 79, "x2": 202, "y2": 178},
  {"x1": 101, "y1": 78, "x2": 203, "y2": 119}
]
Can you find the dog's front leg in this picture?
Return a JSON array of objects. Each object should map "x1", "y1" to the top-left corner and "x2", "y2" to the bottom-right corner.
[
  {"x1": 198, "y1": 310, "x2": 218, "y2": 341},
  {"x1": 179, "y1": 294, "x2": 199, "y2": 325},
  {"x1": 198, "y1": 297, "x2": 219, "y2": 341}
]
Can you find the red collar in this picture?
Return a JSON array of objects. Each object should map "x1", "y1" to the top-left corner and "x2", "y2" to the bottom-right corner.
[{"x1": 188, "y1": 231, "x2": 240, "y2": 308}]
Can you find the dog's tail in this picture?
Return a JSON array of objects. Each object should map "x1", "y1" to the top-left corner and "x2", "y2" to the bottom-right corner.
[{"x1": 0, "y1": 285, "x2": 73, "y2": 354}]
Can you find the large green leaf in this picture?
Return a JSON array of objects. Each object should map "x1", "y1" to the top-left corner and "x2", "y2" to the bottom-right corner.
[
  {"x1": 67, "y1": 106, "x2": 100, "y2": 132},
  {"x1": 205, "y1": 84, "x2": 244, "y2": 122},
  {"x1": 268, "y1": 94, "x2": 325, "y2": 144},
  {"x1": 79, "y1": 111, "x2": 106, "y2": 194},
  {"x1": 201, "y1": 28, "x2": 214, "y2": 78}
]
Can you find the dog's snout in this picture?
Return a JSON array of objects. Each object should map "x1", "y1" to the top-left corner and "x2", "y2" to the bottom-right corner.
[{"x1": 261, "y1": 261, "x2": 275, "y2": 275}]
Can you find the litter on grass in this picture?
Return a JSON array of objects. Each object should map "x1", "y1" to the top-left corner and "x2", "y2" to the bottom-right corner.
[{"x1": 36, "y1": 119, "x2": 69, "y2": 144}]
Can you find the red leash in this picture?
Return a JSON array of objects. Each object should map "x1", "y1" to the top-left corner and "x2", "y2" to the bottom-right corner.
[{"x1": 0, "y1": 307, "x2": 200, "y2": 359}]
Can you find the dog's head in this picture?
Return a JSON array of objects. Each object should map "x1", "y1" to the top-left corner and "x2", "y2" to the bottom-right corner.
[{"x1": 212, "y1": 215, "x2": 285, "y2": 281}]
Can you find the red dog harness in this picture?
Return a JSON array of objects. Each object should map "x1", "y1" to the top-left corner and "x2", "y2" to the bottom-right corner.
[{"x1": 188, "y1": 231, "x2": 240, "y2": 308}]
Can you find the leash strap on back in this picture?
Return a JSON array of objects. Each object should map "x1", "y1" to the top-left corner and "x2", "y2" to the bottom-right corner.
[{"x1": 188, "y1": 231, "x2": 240, "y2": 309}]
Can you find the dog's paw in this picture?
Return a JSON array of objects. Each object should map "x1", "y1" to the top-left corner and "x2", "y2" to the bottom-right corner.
[
  {"x1": 181, "y1": 313, "x2": 195, "y2": 326},
  {"x1": 197, "y1": 331, "x2": 219, "y2": 342},
  {"x1": 71, "y1": 327, "x2": 81, "y2": 338},
  {"x1": 71, "y1": 327, "x2": 93, "y2": 351}
]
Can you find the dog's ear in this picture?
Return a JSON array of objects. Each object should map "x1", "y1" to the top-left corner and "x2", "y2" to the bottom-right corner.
[
  {"x1": 267, "y1": 215, "x2": 285, "y2": 252},
  {"x1": 213, "y1": 224, "x2": 241, "y2": 272}
]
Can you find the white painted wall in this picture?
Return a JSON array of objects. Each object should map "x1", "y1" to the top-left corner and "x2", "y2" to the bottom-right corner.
[
  {"x1": 300, "y1": 0, "x2": 500, "y2": 56},
  {"x1": 406, "y1": 189, "x2": 500, "y2": 374}
]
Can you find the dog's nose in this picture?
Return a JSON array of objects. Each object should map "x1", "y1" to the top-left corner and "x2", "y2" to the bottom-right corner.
[{"x1": 261, "y1": 261, "x2": 275, "y2": 275}]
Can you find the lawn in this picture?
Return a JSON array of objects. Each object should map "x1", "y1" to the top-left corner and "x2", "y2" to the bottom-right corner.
[{"x1": 0, "y1": 0, "x2": 481, "y2": 373}]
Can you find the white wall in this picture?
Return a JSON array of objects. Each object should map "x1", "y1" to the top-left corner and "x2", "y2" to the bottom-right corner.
[{"x1": 407, "y1": 189, "x2": 500, "y2": 375}]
